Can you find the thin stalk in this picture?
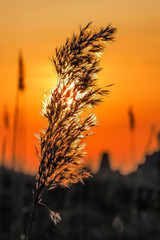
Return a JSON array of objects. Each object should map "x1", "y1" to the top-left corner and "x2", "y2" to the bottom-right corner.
[
  {"x1": 25, "y1": 190, "x2": 39, "y2": 240},
  {"x1": 130, "y1": 129, "x2": 135, "y2": 162},
  {"x1": 1, "y1": 136, "x2": 6, "y2": 166},
  {"x1": 12, "y1": 90, "x2": 19, "y2": 169},
  {"x1": 144, "y1": 124, "x2": 155, "y2": 155}
]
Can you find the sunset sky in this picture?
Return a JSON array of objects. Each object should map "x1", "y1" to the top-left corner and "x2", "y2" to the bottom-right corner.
[{"x1": 0, "y1": 0, "x2": 160, "y2": 174}]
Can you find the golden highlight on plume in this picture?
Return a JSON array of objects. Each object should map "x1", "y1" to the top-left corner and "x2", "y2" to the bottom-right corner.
[{"x1": 26, "y1": 22, "x2": 116, "y2": 239}]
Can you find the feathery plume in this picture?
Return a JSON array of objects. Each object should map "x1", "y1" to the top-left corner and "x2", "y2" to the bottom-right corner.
[
  {"x1": 4, "y1": 105, "x2": 9, "y2": 129},
  {"x1": 128, "y1": 106, "x2": 135, "y2": 131},
  {"x1": 19, "y1": 51, "x2": 25, "y2": 91},
  {"x1": 26, "y1": 23, "x2": 116, "y2": 240}
]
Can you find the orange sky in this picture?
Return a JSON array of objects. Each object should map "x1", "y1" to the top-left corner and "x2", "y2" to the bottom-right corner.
[{"x1": 0, "y1": 0, "x2": 160, "y2": 174}]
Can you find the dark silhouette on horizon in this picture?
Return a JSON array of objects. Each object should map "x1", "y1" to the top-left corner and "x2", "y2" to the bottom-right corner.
[{"x1": 0, "y1": 150, "x2": 160, "y2": 240}]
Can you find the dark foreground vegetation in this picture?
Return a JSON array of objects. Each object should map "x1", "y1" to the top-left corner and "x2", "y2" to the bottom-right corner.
[{"x1": 0, "y1": 150, "x2": 160, "y2": 240}]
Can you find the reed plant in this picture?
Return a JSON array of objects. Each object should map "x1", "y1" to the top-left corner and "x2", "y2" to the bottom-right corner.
[{"x1": 25, "y1": 22, "x2": 116, "y2": 240}]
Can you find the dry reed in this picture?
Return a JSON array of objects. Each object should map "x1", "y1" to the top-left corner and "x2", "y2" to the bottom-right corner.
[{"x1": 26, "y1": 22, "x2": 116, "y2": 240}]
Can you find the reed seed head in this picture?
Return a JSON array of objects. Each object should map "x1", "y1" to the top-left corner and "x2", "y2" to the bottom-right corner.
[{"x1": 35, "y1": 22, "x2": 116, "y2": 224}]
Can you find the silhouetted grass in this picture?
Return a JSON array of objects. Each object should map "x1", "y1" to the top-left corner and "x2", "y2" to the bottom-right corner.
[{"x1": 26, "y1": 22, "x2": 116, "y2": 240}]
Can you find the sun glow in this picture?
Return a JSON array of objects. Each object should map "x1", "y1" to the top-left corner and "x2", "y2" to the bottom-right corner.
[{"x1": 58, "y1": 78, "x2": 88, "y2": 109}]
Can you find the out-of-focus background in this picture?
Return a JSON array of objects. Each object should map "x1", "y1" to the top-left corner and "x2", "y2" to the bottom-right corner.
[{"x1": 0, "y1": 0, "x2": 160, "y2": 239}]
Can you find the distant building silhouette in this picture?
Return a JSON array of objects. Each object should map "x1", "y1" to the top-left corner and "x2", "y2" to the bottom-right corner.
[
  {"x1": 97, "y1": 152, "x2": 112, "y2": 179},
  {"x1": 100, "y1": 152, "x2": 111, "y2": 171}
]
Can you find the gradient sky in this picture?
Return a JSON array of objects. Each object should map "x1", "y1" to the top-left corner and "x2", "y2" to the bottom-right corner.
[{"x1": 0, "y1": 0, "x2": 160, "y2": 174}]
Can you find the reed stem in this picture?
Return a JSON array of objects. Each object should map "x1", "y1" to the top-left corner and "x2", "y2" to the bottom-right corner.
[{"x1": 25, "y1": 190, "x2": 39, "y2": 240}]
